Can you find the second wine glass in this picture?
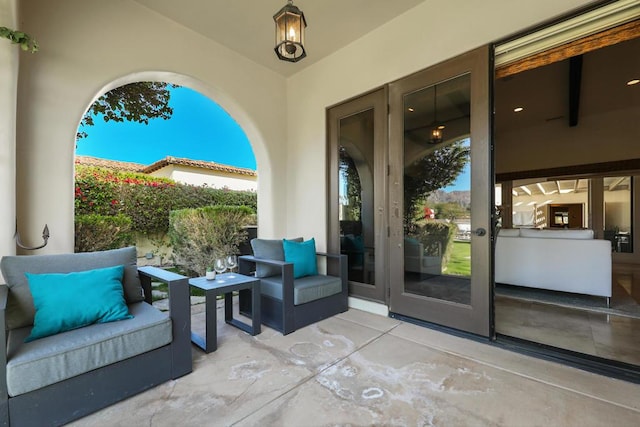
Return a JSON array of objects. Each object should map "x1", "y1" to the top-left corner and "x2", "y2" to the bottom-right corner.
[{"x1": 226, "y1": 255, "x2": 237, "y2": 273}]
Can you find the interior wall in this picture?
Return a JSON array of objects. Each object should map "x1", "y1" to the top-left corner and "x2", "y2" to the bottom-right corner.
[
  {"x1": 0, "y1": 0, "x2": 18, "y2": 257},
  {"x1": 286, "y1": 0, "x2": 595, "y2": 250},
  {"x1": 15, "y1": 0, "x2": 287, "y2": 254}
]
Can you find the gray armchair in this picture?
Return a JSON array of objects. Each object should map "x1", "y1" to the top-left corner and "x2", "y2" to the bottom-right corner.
[
  {"x1": 238, "y1": 238, "x2": 348, "y2": 335},
  {"x1": 0, "y1": 247, "x2": 192, "y2": 426}
]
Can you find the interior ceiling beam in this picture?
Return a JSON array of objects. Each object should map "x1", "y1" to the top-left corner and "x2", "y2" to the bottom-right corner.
[
  {"x1": 569, "y1": 55, "x2": 583, "y2": 127},
  {"x1": 608, "y1": 176, "x2": 626, "y2": 191},
  {"x1": 496, "y1": 19, "x2": 640, "y2": 79},
  {"x1": 520, "y1": 185, "x2": 532, "y2": 195}
]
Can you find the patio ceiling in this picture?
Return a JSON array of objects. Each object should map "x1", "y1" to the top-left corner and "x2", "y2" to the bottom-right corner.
[{"x1": 133, "y1": 0, "x2": 424, "y2": 77}]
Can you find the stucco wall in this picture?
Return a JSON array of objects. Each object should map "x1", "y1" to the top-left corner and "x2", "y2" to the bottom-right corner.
[
  {"x1": 14, "y1": 0, "x2": 287, "y2": 254},
  {"x1": 0, "y1": 0, "x2": 18, "y2": 257},
  {"x1": 285, "y1": 0, "x2": 594, "y2": 250},
  {"x1": 8, "y1": 0, "x2": 600, "y2": 255},
  {"x1": 150, "y1": 165, "x2": 257, "y2": 192}
]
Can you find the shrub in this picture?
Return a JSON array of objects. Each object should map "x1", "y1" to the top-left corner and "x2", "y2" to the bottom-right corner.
[
  {"x1": 75, "y1": 214, "x2": 134, "y2": 253},
  {"x1": 411, "y1": 221, "x2": 458, "y2": 266},
  {"x1": 169, "y1": 205, "x2": 255, "y2": 276},
  {"x1": 74, "y1": 165, "x2": 257, "y2": 237}
]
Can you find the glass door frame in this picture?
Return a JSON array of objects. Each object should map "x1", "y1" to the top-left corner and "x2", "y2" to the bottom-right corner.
[
  {"x1": 327, "y1": 87, "x2": 388, "y2": 303},
  {"x1": 387, "y1": 46, "x2": 493, "y2": 337}
]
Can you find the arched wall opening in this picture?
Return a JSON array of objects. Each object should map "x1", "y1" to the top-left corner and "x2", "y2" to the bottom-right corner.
[{"x1": 74, "y1": 76, "x2": 260, "y2": 259}]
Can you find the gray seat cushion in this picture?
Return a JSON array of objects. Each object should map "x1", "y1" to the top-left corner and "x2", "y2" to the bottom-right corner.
[
  {"x1": 1, "y1": 246, "x2": 144, "y2": 330},
  {"x1": 260, "y1": 274, "x2": 342, "y2": 305},
  {"x1": 250, "y1": 238, "x2": 302, "y2": 278},
  {"x1": 6, "y1": 302, "x2": 171, "y2": 397}
]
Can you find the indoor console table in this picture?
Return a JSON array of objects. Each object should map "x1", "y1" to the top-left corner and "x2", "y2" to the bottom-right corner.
[{"x1": 188, "y1": 273, "x2": 261, "y2": 352}]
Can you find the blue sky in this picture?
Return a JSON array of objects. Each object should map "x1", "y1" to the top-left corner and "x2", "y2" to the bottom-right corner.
[
  {"x1": 443, "y1": 138, "x2": 470, "y2": 192},
  {"x1": 75, "y1": 85, "x2": 469, "y2": 191},
  {"x1": 75, "y1": 86, "x2": 257, "y2": 170}
]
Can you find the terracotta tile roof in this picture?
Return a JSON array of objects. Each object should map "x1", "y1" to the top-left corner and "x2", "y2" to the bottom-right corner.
[
  {"x1": 142, "y1": 156, "x2": 257, "y2": 177},
  {"x1": 75, "y1": 156, "x2": 145, "y2": 172}
]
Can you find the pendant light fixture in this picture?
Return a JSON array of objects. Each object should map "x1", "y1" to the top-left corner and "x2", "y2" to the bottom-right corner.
[
  {"x1": 429, "y1": 85, "x2": 444, "y2": 144},
  {"x1": 274, "y1": 0, "x2": 307, "y2": 62}
]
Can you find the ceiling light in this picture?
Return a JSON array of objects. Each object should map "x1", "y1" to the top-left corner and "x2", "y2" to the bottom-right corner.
[
  {"x1": 429, "y1": 85, "x2": 443, "y2": 145},
  {"x1": 274, "y1": 0, "x2": 307, "y2": 62},
  {"x1": 513, "y1": 107, "x2": 524, "y2": 113},
  {"x1": 627, "y1": 79, "x2": 639, "y2": 86}
]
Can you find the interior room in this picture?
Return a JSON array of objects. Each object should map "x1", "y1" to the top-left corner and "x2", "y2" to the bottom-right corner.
[{"x1": 494, "y1": 33, "x2": 640, "y2": 366}]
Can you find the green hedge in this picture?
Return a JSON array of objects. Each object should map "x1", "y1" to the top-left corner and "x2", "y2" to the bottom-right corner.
[
  {"x1": 75, "y1": 165, "x2": 257, "y2": 236},
  {"x1": 75, "y1": 214, "x2": 134, "y2": 253},
  {"x1": 411, "y1": 221, "x2": 458, "y2": 266}
]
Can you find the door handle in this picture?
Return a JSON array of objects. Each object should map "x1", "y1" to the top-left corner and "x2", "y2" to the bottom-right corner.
[{"x1": 473, "y1": 228, "x2": 487, "y2": 237}]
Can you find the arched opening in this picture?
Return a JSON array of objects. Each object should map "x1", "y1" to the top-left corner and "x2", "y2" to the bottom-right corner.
[{"x1": 73, "y1": 75, "x2": 261, "y2": 267}]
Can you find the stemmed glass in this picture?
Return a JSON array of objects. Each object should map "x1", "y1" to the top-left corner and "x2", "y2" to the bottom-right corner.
[
  {"x1": 226, "y1": 255, "x2": 237, "y2": 276},
  {"x1": 213, "y1": 258, "x2": 227, "y2": 281}
]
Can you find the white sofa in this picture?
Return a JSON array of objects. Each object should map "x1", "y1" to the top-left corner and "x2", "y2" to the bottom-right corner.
[{"x1": 495, "y1": 228, "x2": 612, "y2": 299}]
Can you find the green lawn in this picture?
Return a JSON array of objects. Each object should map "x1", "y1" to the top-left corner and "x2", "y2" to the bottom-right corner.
[{"x1": 445, "y1": 241, "x2": 471, "y2": 276}]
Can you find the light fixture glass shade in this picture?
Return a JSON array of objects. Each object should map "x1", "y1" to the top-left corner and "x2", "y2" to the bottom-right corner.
[
  {"x1": 430, "y1": 127, "x2": 443, "y2": 144},
  {"x1": 274, "y1": 0, "x2": 307, "y2": 62}
]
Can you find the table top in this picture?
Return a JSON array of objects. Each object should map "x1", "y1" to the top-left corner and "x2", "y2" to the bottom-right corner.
[{"x1": 189, "y1": 273, "x2": 258, "y2": 291}]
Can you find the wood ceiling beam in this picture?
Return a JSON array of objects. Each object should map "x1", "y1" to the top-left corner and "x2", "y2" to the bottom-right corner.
[
  {"x1": 496, "y1": 19, "x2": 640, "y2": 79},
  {"x1": 569, "y1": 55, "x2": 583, "y2": 127}
]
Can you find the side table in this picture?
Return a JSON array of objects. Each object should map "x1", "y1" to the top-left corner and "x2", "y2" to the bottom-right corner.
[{"x1": 189, "y1": 273, "x2": 261, "y2": 353}]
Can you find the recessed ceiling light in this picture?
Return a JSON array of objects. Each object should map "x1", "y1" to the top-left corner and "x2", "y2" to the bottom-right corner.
[
  {"x1": 514, "y1": 107, "x2": 524, "y2": 113},
  {"x1": 407, "y1": 107, "x2": 414, "y2": 112},
  {"x1": 627, "y1": 79, "x2": 640, "y2": 86},
  {"x1": 437, "y1": 125, "x2": 445, "y2": 130}
]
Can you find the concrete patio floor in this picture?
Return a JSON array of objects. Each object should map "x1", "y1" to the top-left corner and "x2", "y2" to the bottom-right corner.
[{"x1": 70, "y1": 303, "x2": 640, "y2": 426}]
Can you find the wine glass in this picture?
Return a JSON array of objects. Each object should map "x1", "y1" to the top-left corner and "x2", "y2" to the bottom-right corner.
[
  {"x1": 213, "y1": 258, "x2": 227, "y2": 279},
  {"x1": 226, "y1": 255, "x2": 237, "y2": 276}
]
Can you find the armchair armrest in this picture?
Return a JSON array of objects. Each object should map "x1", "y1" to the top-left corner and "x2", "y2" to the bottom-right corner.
[{"x1": 137, "y1": 266, "x2": 191, "y2": 378}]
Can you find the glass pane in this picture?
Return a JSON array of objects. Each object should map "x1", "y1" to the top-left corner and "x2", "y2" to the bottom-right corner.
[
  {"x1": 402, "y1": 74, "x2": 471, "y2": 304},
  {"x1": 339, "y1": 109, "x2": 375, "y2": 285},
  {"x1": 604, "y1": 176, "x2": 632, "y2": 253}
]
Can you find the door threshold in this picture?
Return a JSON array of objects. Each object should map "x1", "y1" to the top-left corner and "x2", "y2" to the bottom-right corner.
[
  {"x1": 390, "y1": 312, "x2": 640, "y2": 384},
  {"x1": 494, "y1": 335, "x2": 640, "y2": 384}
]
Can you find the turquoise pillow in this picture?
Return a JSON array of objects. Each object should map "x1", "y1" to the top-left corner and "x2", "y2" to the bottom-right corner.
[
  {"x1": 283, "y1": 238, "x2": 318, "y2": 279},
  {"x1": 25, "y1": 265, "x2": 133, "y2": 342}
]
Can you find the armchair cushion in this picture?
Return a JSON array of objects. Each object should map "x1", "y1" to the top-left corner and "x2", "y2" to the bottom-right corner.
[
  {"x1": 260, "y1": 274, "x2": 342, "y2": 305},
  {"x1": 6, "y1": 301, "x2": 171, "y2": 397},
  {"x1": 250, "y1": 237, "x2": 302, "y2": 278},
  {"x1": 283, "y1": 238, "x2": 318, "y2": 279},
  {"x1": 1, "y1": 246, "x2": 144, "y2": 330},
  {"x1": 25, "y1": 265, "x2": 132, "y2": 342}
]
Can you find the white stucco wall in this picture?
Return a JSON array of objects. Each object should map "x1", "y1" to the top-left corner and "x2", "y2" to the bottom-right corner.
[
  {"x1": 150, "y1": 165, "x2": 257, "y2": 192},
  {"x1": 286, "y1": 0, "x2": 595, "y2": 250},
  {"x1": 14, "y1": 0, "x2": 287, "y2": 254},
  {"x1": 6, "y1": 0, "x2": 600, "y2": 255},
  {"x1": 0, "y1": 0, "x2": 18, "y2": 257}
]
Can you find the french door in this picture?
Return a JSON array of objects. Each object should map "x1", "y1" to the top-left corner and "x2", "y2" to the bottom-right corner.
[
  {"x1": 388, "y1": 46, "x2": 492, "y2": 336},
  {"x1": 327, "y1": 88, "x2": 388, "y2": 303}
]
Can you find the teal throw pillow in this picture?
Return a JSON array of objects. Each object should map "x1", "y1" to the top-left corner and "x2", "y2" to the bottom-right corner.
[
  {"x1": 25, "y1": 265, "x2": 133, "y2": 342},
  {"x1": 283, "y1": 238, "x2": 318, "y2": 279}
]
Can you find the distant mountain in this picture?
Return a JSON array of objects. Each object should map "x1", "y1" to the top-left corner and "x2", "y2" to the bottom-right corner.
[{"x1": 427, "y1": 189, "x2": 471, "y2": 208}]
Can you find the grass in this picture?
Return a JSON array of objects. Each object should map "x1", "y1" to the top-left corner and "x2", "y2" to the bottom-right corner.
[{"x1": 444, "y1": 241, "x2": 471, "y2": 276}]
